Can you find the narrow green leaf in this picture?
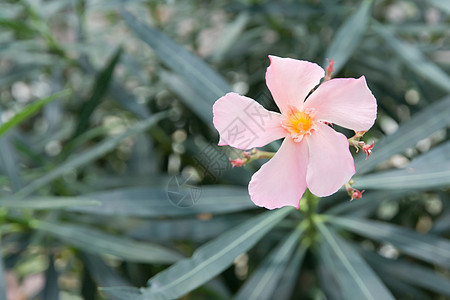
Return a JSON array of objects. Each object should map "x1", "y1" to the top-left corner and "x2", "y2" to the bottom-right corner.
[
  {"x1": 408, "y1": 140, "x2": 450, "y2": 168},
  {"x1": 0, "y1": 197, "x2": 100, "y2": 209},
  {"x1": 327, "y1": 216, "x2": 450, "y2": 268},
  {"x1": 430, "y1": 209, "x2": 450, "y2": 235},
  {"x1": 0, "y1": 90, "x2": 69, "y2": 138},
  {"x1": 74, "y1": 47, "x2": 122, "y2": 138},
  {"x1": 429, "y1": 0, "x2": 450, "y2": 15},
  {"x1": 317, "y1": 222, "x2": 394, "y2": 300},
  {"x1": 0, "y1": 235, "x2": 6, "y2": 300},
  {"x1": 122, "y1": 10, "x2": 232, "y2": 123},
  {"x1": 317, "y1": 258, "x2": 343, "y2": 300},
  {"x1": 354, "y1": 167, "x2": 450, "y2": 190},
  {"x1": 356, "y1": 95, "x2": 450, "y2": 174},
  {"x1": 32, "y1": 221, "x2": 182, "y2": 263},
  {"x1": 325, "y1": 190, "x2": 410, "y2": 218},
  {"x1": 373, "y1": 23, "x2": 450, "y2": 93},
  {"x1": 0, "y1": 18, "x2": 34, "y2": 36},
  {"x1": 128, "y1": 215, "x2": 247, "y2": 242},
  {"x1": 101, "y1": 287, "x2": 144, "y2": 300},
  {"x1": 81, "y1": 261, "x2": 97, "y2": 300},
  {"x1": 42, "y1": 255, "x2": 59, "y2": 300},
  {"x1": 235, "y1": 226, "x2": 302, "y2": 300},
  {"x1": 159, "y1": 71, "x2": 213, "y2": 126},
  {"x1": 0, "y1": 64, "x2": 41, "y2": 87},
  {"x1": 82, "y1": 253, "x2": 130, "y2": 287},
  {"x1": 141, "y1": 207, "x2": 294, "y2": 300},
  {"x1": 14, "y1": 112, "x2": 167, "y2": 199},
  {"x1": 325, "y1": 0, "x2": 372, "y2": 73},
  {"x1": 68, "y1": 186, "x2": 256, "y2": 217},
  {"x1": 0, "y1": 132, "x2": 23, "y2": 191},
  {"x1": 354, "y1": 141, "x2": 450, "y2": 190},
  {"x1": 79, "y1": 59, "x2": 150, "y2": 119},
  {"x1": 362, "y1": 250, "x2": 450, "y2": 296},
  {"x1": 212, "y1": 12, "x2": 250, "y2": 62},
  {"x1": 368, "y1": 266, "x2": 429, "y2": 299},
  {"x1": 272, "y1": 244, "x2": 308, "y2": 300}
]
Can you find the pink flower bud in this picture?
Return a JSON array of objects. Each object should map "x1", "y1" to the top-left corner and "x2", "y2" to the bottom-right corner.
[
  {"x1": 326, "y1": 59, "x2": 335, "y2": 74},
  {"x1": 230, "y1": 158, "x2": 245, "y2": 168},
  {"x1": 362, "y1": 141, "x2": 374, "y2": 159},
  {"x1": 324, "y1": 59, "x2": 335, "y2": 81},
  {"x1": 351, "y1": 189, "x2": 365, "y2": 201}
]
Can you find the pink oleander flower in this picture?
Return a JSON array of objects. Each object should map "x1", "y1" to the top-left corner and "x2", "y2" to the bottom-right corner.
[{"x1": 213, "y1": 56, "x2": 377, "y2": 209}]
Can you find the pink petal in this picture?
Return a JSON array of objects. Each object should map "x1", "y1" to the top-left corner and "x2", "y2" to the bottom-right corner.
[
  {"x1": 265, "y1": 55, "x2": 325, "y2": 114},
  {"x1": 213, "y1": 92, "x2": 285, "y2": 149},
  {"x1": 304, "y1": 76, "x2": 377, "y2": 131},
  {"x1": 306, "y1": 123, "x2": 355, "y2": 197},
  {"x1": 248, "y1": 138, "x2": 308, "y2": 209}
]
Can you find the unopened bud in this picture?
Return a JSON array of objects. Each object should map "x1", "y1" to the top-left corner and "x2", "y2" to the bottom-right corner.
[
  {"x1": 325, "y1": 59, "x2": 335, "y2": 81},
  {"x1": 230, "y1": 158, "x2": 245, "y2": 168},
  {"x1": 350, "y1": 189, "x2": 365, "y2": 201},
  {"x1": 363, "y1": 141, "x2": 374, "y2": 159}
]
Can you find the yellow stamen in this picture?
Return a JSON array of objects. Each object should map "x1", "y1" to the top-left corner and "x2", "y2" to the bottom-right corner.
[{"x1": 282, "y1": 107, "x2": 314, "y2": 142}]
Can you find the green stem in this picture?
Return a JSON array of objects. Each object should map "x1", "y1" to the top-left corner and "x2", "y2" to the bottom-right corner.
[
  {"x1": 247, "y1": 149, "x2": 275, "y2": 163},
  {"x1": 299, "y1": 189, "x2": 320, "y2": 247}
]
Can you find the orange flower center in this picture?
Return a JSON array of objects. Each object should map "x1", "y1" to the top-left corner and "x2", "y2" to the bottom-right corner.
[{"x1": 281, "y1": 107, "x2": 315, "y2": 142}]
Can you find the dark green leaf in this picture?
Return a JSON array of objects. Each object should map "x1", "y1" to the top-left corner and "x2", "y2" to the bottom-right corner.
[
  {"x1": 42, "y1": 255, "x2": 59, "y2": 300},
  {"x1": 325, "y1": 0, "x2": 372, "y2": 73},
  {"x1": 325, "y1": 190, "x2": 410, "y2": 217},
  {"x1": 14, "y1": 112, "x2": 167, "y2": 199},
  {"x1": 68, "y1": 186, "x2": 256, "y2": 217},
  {"x1": 127, "y1": 215, "x2": 247, "y2": 242},
  {"x1": 430, "y1": 209, "x2": 450, "y2": 235},
  {"x1": 354, "y1": 141, "x2": 450, "y2": 190},
  {"x1": 212, "y1": 12, "x2": 250, "y2": 62},
  {"x1": 100, "y1": 287, "x2": 144, "y2": 300},
  {"x1": 82, "y1": 253, "x2": 130, "y2": 287},
  {"x1": 272, "y1": 244, "x2": 307, "y2": 300},
  {"x1": 141, "y1": 207, "x2": 294, "y2": 300},
  {"x1": 0, "y1": 197, "x2": 100, "y2": 209},
  {"x1": 327, "y1": 216, "x2": 450, "y2": 268},
  {"x1": 356, "y1": 95, "x2": 450, "y2": 174},
  {"x1": 235, "y1": 226, "x2": 302, "y2": 300},
  {"x1": 122, "y1": 10, "x2": 232, "y2": 124},
  {"x1": 0, "y1": 90, "x2": 69, "y2": 138},
  {"x1": 317, "y1": 222, "x2": 394, "y2": 300},
  {"x1": 373, "y1": 23, "x2": 450, "y2": 93},
  {"x1": 0, "y1": 235, "x2": 6, "y2": 300},
  {"x1": 74, "y1": 47, "x2": 122, "y2": 138},
  {"x1": 353, "y1": 163, "x2": 450, "y2": 190},
  {"x1": 0, "y1": 133, "x2": 23, "y2": 192},
  {"x1": 32, "y1": 221, "x2": 182, "y2": 263},
  {"x1": 79, "y1": 59, "x2": 150, "y2": 119},
  {"x1": 429, "y1": 0, "x2": 450, "y2": 15},
  {"x1": 159, "y1": 71, "x2": 213, "y2": 125},
  {"x1": 371, "y1": 267, "x2": 428, "y2": 299},
  {"x1": 408, "y1": 140, "x2": 450, "y2": 168},
  {"x1": 362, "y1": 250, "x2": 450, "y2": 296}
]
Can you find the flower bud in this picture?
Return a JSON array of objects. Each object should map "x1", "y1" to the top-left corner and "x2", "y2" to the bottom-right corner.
[
  {"x1": 230, "y1": 158, "x2": 245, "y2": 168},
  {"x1": 363, "y1": 141, "x2": 374, "y2": 159}
]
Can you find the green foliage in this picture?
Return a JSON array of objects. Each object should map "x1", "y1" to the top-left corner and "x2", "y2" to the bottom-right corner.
[{"x1": 0, "y1": 0, "x2": 449, "y2": 299}]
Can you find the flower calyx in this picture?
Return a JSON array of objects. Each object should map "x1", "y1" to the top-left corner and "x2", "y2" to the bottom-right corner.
[
  {"x1": 348, "y1": 131, "x2": 374, "y2": 159},
  {"x1": 345, "y1": 180, "x2": 365, "y2": 201}
]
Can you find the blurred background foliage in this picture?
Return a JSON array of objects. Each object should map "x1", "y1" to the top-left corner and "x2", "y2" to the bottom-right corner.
[{"x1": 0, "y1": 0, "x2": 450, "y2": 299}]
